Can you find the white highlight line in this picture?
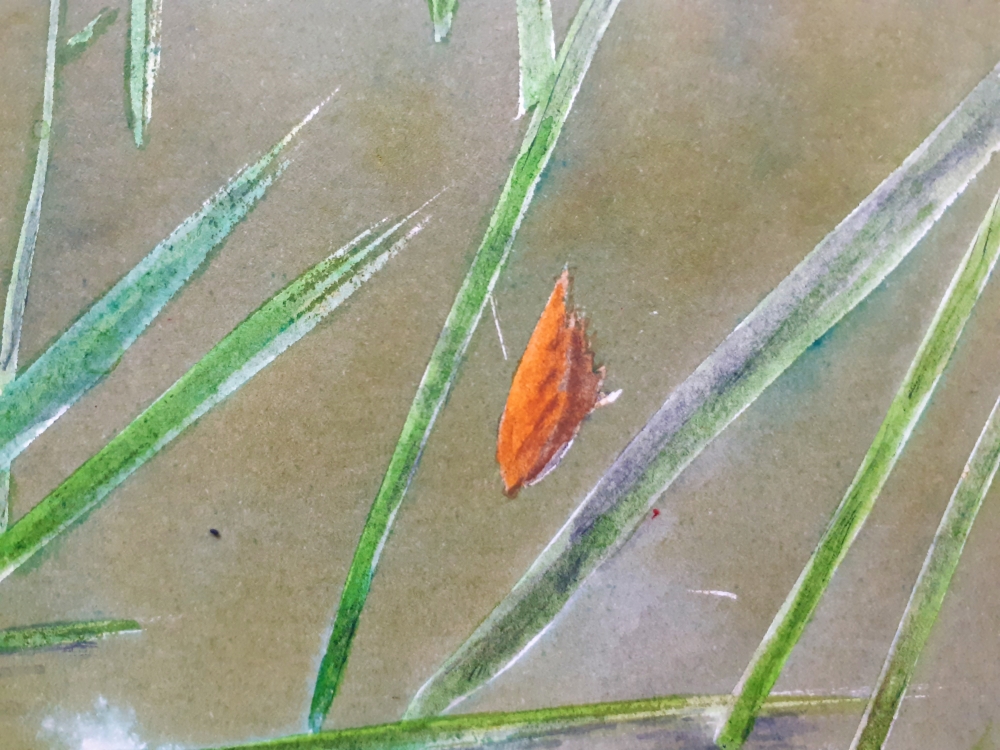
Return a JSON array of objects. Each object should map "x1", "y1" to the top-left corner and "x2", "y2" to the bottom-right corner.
[
  {"x1": 688, "y1": 589, "x2": 738, "y2": 601},
  {"x1": 489, "y1": 294, "x2": 508, "y2": 360}
]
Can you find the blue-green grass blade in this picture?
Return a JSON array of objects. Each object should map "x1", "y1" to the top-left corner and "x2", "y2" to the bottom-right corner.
[
  {"x1": 0, "y1": 97, "x2": 330, "y2": 473},
  {"x1": 0, "y1": 204, "x2": 430, "y2": 584}
]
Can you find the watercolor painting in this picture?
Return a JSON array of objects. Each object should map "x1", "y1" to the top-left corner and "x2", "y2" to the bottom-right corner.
[{"x1": 2, "y1": 1, "x2": 1000, "y2": 749}]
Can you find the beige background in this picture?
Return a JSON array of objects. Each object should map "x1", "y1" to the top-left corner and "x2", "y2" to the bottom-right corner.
[{"x1": 2, "y1": 1, "x2": 1000, "y2": 748}]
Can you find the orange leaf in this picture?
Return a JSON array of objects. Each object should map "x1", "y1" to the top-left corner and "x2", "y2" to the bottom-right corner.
[{"x1": 497, "y1": 269, "x2": 605, "y2": 497}]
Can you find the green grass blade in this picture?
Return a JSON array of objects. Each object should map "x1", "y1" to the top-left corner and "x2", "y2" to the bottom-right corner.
[
  {"x1": 66, "y1": 7, "x2": 118, "y2": 49},
  {"x1": 0, "y1": 0, "x2": 60, "y2": 390},
  {"x1": 61, "y1": 7, "x2": 118, "y2": 65},
  {"x1": 202, "y1": 693, "x2": 861, "y2": 750},
  {"x1": 851, "y1": 352, "x2": 1000, "y2": 747},
  {"x1": 0, "y1": 206, "x2": 428, "y2": 584},
  {"x1": 308, "y1": 0, "x2": 621, "y2": 732},
  {"x1": 0, "y1": 97, "x2": 329, "y2": 473},
  {"x1": 0, "y1": 619, "x2": 140, "y2": 654},
  {"x1": 406, "y1": 62, "x2": 1000, "y2": 720},
  {"x1": 718, "y1": 188, "x2": 1000, "y2": 748},
  {"x1": 426, "y1": 0, "x2": 458, "y2": 43},
  {"x1": 517, "y1": 0, "x2": 556, "y2": 116},
  {"x1": 126, "y1": 0, "x2": 162, "y2": 146}
]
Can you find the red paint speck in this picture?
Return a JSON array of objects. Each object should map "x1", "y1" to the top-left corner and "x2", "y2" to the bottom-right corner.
[{"x1": 651, "y1": 509, "x2": 660, "y2": 519}]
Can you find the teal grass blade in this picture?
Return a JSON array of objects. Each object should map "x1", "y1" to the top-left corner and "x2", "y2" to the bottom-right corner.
[
  {"x1": 427, "y1": 0, "x2": 458, "y2": 43},
  {"x1": 0, "y1": 205, "x2": 429, "y2": 584},
  {"x1": 406, "y1": 61, "x2": 1000, "y2": 720},
  {"x1": 203, "y1": 693, "x2": 862, "y2": 750},
  {"x1": 0, "y1": 97, "x2": 330, "y2": 474},
  {"x1": 516, "y1": 0, "x2": 556, "y2": 116},
  {"x1": 850, "y1": 306, "x2": 1000, "y2": 746},
  {"x1": 0, "y1": 619, "x2": 140, "y2": 654},
  {"x1": 718, "y1": 188, "x2": 1000, "y2": 748},
  {"x1": 308, "y1": 0, "x2": 622, "y2": 732},
  {"x1": 126, "y1": 0, "x2": 163, "y2": 146}
]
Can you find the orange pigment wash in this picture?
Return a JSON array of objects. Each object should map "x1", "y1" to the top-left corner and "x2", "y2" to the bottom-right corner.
[{"x1": 497, "y1": 269, "x2": 607, "y2": 497}]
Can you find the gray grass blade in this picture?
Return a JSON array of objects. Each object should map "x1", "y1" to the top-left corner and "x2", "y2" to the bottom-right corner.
[
  {"x1": 0, "y1": 97, "x2": 330, "y2": 474},
  {"x1": 718, "y1": 189, "x2": 1000, "y2": 748},
  {"x1": 850, "y1": 330, "x2": 1000, "y2": 748},
  {"x1": 406, "y1": 61, "x2": 1000, "y2": 720},
  {"x1": 0, "y1": 619, "x2": 140, "y2": 654},
  {"x1": 308, "y1": 0, "x2": 622, "y2": 732},
  {"x1": 0, "y1": 206, "x2": 429, "y2": 584},
  {"x1": 517, "y1": 0, "x2": 556, "y2": 116}
]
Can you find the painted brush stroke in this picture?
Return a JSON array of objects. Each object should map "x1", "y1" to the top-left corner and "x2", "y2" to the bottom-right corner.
[
  {"x1": 66, "y1": 7, "x2": 119, "y2": 49},
  {"x1": 0, "y1": 97, "x2": 330, "y2": 475},
  {"x1": 497, "y1": 270, "x2": 604, "y2": 497},
  {"x1": 719, "y1": 187, "x2": 1000, "y2": 748},
  {"x1": 405, "y1": 61, "x2": 1000, "y2": 719},
  {"x1": 851, "y1": 293, "x2": 1000, "y2": 744},
  {"x1": 0, "y1": 0, "x2": 60, "y2": 535},
  {"x1": 0, "y1": 619, "x2": 140, "y2": 654},
  {"x1": 0, "y1": 207, "x2": 428, "y2": 584},
  {"x1": 203, "y1": 693, "x2": 862, "y2": 750},
  {"x1": 309, "y1": 0, "x2": 622, "y2": 732},
  {"x1": 427, "y1": 0, "x2": 458, "y2": 43},
  {"x1": 0, "y1": 0, "x2": 59, "y2": 390},
  {"x1": 127, "y1": 0, "x2": 163, "y2": 147},
  {"x1": 516, "y1": 0, "x2": 556, "y2": 116}
]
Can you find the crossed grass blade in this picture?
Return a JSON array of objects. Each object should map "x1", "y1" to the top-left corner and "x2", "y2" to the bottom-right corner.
[
  {"x1": 851, "y1": 258, "x2": 1000, "y2": 747},
  {"x1": 406, "y1": 61, "x2": 1000, "y2": 720},
  {"x1": 718, "y1": 188, "x2": 1000, "y2": 747},
  {"x1": 0, "y1": 97, "x2": 330, "y2": 476},
  {"x1": 308, "y1": 0, "x2": 623, "y2": 731},
  {"x1": 0, "y1": 202, "x2": 429, "y2": 584}
]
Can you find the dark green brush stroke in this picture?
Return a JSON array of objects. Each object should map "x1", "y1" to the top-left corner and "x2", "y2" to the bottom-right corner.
[
  {"x1": 0, "y1": 102, "x2": 325, "y2": 475},
  {"x1": 203, "y1": 694, "x2": 861, "y2": 750},
  {"x1": 59, "y1": 7, "x2": 118, "y2": 66},
  {"x1": 308, "y1": 0, "x2": 621, "y2": 732},
  {"x1": 426, "y1": 0, "x2": 457, "y2": 42},
  {"x1": 0, "y1": 619, "x2": 140, "y2": 654},
  {"x1": 408, "y1": 61, "x2": 1000, "y2": 721},
  {"x1": 0, "y1": 206, "x2": 427, "y2": 584},
  {"x1": 719, "y1": 187, "x2": 1000, "y2": 748},
  {"x1": 851, "y1": 255, "x2": 1000, "y2": 746}
]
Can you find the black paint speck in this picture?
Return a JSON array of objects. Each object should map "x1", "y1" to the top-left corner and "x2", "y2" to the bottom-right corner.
[{"x1": 209, "y1": 528, "x2": 221, "y2": 538}]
